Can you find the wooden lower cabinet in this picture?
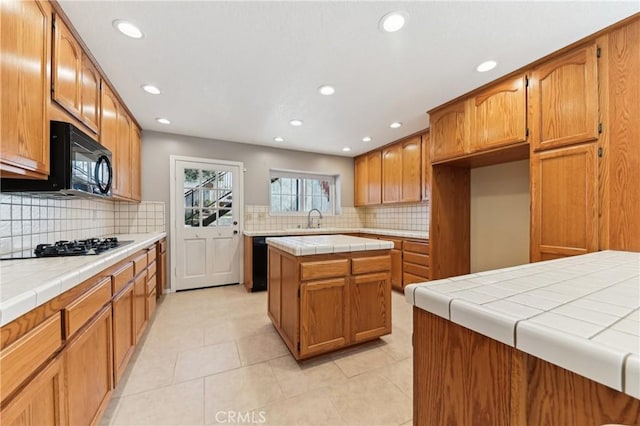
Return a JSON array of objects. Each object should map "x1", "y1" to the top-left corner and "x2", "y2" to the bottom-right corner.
[
  {"x1": 268, "y1": 247, "x2": 391, "y2": 360},
  {"x1": 156, "y1": 239, "x2": 167, "y2": 296},
  {"x1": 112, "y1": 282, "x2": 134, "y2": 385},
  {"x1": 65, "y1": 305, "x2": 113, "y2": 426},
  {"x1": 403, "y1": 239, "x2": 430, "y2": 285},
  {"x1": 133, "y1": 271, "x2": 147, "y2": 342},
  {"x1": 0, "y1": 354, "x2": 66, "y2": 426}
]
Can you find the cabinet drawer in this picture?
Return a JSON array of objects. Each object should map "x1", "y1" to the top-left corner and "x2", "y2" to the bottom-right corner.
[
  {"x1": 1, "y1": 314, "x2": 62, "y2": 402},
  {"x1": 147, "y1": 260, "x2": 157, "y2": 279},
  {"x1": 64, "y1": 277, "x2": 111, "y2": 338},
  {"x1": 300, "y1": 259, "x2": 349, "y2": 281},
  {"x1": 352, "y1": 255, "x2": 391, "y2": 275},
  {"x1": 377, "y1": 236, "x2": 402, "y2": 250},
  {"x1": 147, "y1": 247, "x2": 157, "y2": 263},
  {"x1": 403, "y1": 262, "x2": 430, "y2": 279},
  {"x1": 112, "y1": 262, "x2": 134, "y2": 295},
  {"x1": 158, "y1": 239, "x2": 167, "y2": 253},
  {"x1": 146, "y1": 272, "x2": 157, "y2": 295},
  {"x1": 403, "y1": 240, "x2": 429, "y2": 254},
  {"x1": 404, "y1": 252, "x2": 429, "y2": 266},
  {"x1": 403, "y1": 272, "x2": 429, "y2": 286},
  {"x1": 133, "y1": 252, "x2": 148, "y2": 276},
  {"x1": 147, "y1": 290, "x2": 157, "y2": 319}
]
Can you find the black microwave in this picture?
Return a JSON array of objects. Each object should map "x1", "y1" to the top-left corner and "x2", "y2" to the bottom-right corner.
[{"x1": 1, "y1": 121, "x2": 113, "y2": 198}]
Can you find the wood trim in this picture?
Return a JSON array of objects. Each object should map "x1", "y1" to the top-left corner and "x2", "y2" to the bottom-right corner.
[{"x1": 431, "y1": 142, "x2": 529, "y2": 168}]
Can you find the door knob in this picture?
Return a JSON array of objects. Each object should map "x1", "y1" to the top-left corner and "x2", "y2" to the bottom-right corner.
[
  {"x1": 233, "y1": 230, "x2": 238, "y2": 235},
  {"x1": 233, "y1": 221, "x2": 238, "y2": 225}
]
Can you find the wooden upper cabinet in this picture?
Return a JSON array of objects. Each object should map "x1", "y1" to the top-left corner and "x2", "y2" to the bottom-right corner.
[
  {"x1": 354, "y1": 150, "x2": 382, "y2": 206},
  {"x1": 117, "y1": 111, "x2": 132, "y2": 199},
  {"x1": 470, "y1": 74, "x2": 528, "y2": 152},
  {"x1": 382, "y1": 144, "x2": 402, "y2": 203},
  {"x1": 530, "y1": 143, "x2": 598, "y2": 262},
  {"x1": 100, "y1": 84, "x2": 119, "y2": 193},
  {"x1": 80, "y1": 56, "x2": 101, "y2": 133},
  {"x1": 401, "y1": 136, "x2": 422, "y2": 202},
  {"x1": 530, "y1": 42, "x2": 599, "y2": 152},
  {"x1": 421, "y1": 132, "x2": 431, "y2": 201},
  {"x1": 53, "y1": 15, "x2": 82, "y2": 118},
  {"x1": 131, "y1": 126, "x2": 142, "y2": 201},
  {"x1": 0, "y1": 0, "x2": 52, "y2": 179},
  {"x1": 430, "y1": 99, "x2": 470, "y2": 162},
  {"x1": 354, "y1": 155, "x2": 367, "y2": 207}
]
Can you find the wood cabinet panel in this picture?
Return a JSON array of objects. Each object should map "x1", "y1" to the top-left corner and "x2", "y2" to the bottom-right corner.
[
  {"x1": 0, "y1": 354, "x2": 66, "y2": 426},
  {"x1": 131, "y1": 125, "x2": 142, "y2": 201},
  {"x1": 65, "y1": 305, "x2": 112, "y2": 426},
  {"x1": 382, "y1": 144, "x2": 402, "y2": 203},
  {"x1": 64, "y1": 276, "x2": 111, "y2": 338},
  {"x1": 367, "y1": 151, "x2": 382, "y2": 204},
  {"x1": 52, "y1": 15, "x2": 82, "y2": 118},
  {"x1": 157, "y1": 239, "x2": 167, "y2": 296},
  {"x1": 354, "y1": 155, "x2": 367, "y2": 207},
  {"x1": 133, "y1": 252, "x2": 148, "y2": 276},
  {"x1": 0, "y1": 314, "x2": 62, "y2": 403},
  {"x1": 403, "y1": 251, "x2": 428, "y2": 266},
  {"x1": 116, "y1": 111, "x2": 132, "y2": 199},
  {"x1": 112, "y1": 262, "x2": 134, "y2": 295},
  {"x1": 100, "y1": 83, "x2": 119, "y2": 191},
  {"x1": 300, "y1": 258, "x2": 349, "y2": 281},
  {"x1": 133, "y1": 272, "x2": 147, "y2": 343},
  {"x1": 80, "y1": 56, "x2": 100, "y2": 133},
  {"x1": 351, "y1": 255, "x2": 391, "y2": 275},
  {"x1": 402, "y1": 136, "x2": 422, "y2": 202},
  {"x1": 350, "y1": 272, "x2": 391, "y2": 343},
  {"x1": 431, "y1": 100, "x2": 470, "y2": 162},
  {"x1": 300, "y1": 278, "x2": 349, "y2": 357},
  {"x1": 470, "y1": 74, "x2": 527, "y2": 152},
  {"x1": 403, "y1": 240, "x2": 429, "y2": 254},
  {"x1": 531, "y1": 143, "x2": 598, "y2": 261},
  {"x1": 112, "y1": 282, "x2": 134, "y2": 385},
  {"x1": 268, "y1": 248, "x2": 281, "y2": 327},
  {"x1": 146, "y1": 290, "x2": 157, "y2": 319},
  {"x1": 530, "y1": 43, "x2": 599, "y2": 151},
  {"x1": 403, "y1": 262, "x2": 429, "y2": 278},
  {"x1": 0, "y1": 0, "x2": 52, "y2": 179},
  {"x1": 421, "y1": 132, "x2": 431, "y2": 201}
]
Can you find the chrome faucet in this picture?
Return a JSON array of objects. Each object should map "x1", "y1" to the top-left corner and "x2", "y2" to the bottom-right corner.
[{"x1": 307, "y1": 208, "x2": 323, "y2": 228}]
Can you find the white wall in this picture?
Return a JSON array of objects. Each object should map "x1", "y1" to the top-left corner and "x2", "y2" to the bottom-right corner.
[{"x1": 470, "y1": 160, "x2": 530, "y2": 272}]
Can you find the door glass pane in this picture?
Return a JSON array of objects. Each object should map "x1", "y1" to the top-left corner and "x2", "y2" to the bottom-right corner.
[
  {"x1": 201, "y1": 170, "x2": 216, "y2": 188},
  {"x1": 203, "y1": 189, "x2": 216, "y2": 207},
  {"x1": 184, "y1": 208, "x2": 200, "y2": 227}
]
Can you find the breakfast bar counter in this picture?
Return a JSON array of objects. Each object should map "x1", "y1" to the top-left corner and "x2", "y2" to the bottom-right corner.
[
  {"x1": 266, "y1": 235, "x2": 393, "y2": 359},
  {"x1": 405, "y1": 250, "x2": 640, "y2": 424}
]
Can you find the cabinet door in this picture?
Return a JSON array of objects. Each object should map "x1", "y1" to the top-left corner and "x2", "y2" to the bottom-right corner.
[
  {"x1": 390, "y1": 249, "x2": 403, "y2": 291},
  {"x1": 470, "y1": 74, "x2": 527, "y2": 152},
  {"x1": 80, "y1": 56, "x2": 101, "y2": 133},
  {"x1": 0, "y1": 0, "x2": 52, "y2": 179},
  {"x1": 65, "y1": 305, "x2": 113, "y2": 426},
  {"x1": 351, "y1": 272, "x2": 391, "y2": 342},
  {"x1": 133, "y1": 272, "x2": 147, "y2": 342},
  {"x1": 0, "y1": 354, "x2": 66, "y2": 426},
  {"x1": 402, "y1": 136, "x2": 422, "y2": 202},
  {"x1": 299, "y1": 278, "x2": 348, "y2": 358},
  {"x1": 268, "y1": 248, "x2": 281, "y2": 327},
  {"x1": 531, "y1": 144, "x2": 598, "y2": 261},
  {"x1": 116, "y1": 110, "x2": 132, "y2": 199},
  {"x1": 100, "y1": 84, "x2": 119, "y2": 193},
  {"x1": 158, "y1": 247, "x2": 167, "y2": 296},
  {"x1": 530, "y1": 43, "x2": 599, "y2": 152},
  {"x1": 430, "y1": 99, "x2": 469, "y2": 162},
  {"x1": 112, "y1": 283, "x2": 134, "y2": 385},
  {"x1": 382, "y1": 144, "x2": 402, "y2": 203},
  {"x1": 130, "y1": 125, "x2": 142, "y2": 201},
  {"x1": 421, "y1": 132, "x2": 431, "y2": 201},
  {"x1": 366, "y1": 150, "x2": 382, "y2": 204},
  {"x1": 52, "y1": 15, "x2": 82, "y2": 118},
  {"x1": 354, "y1": 155, "x2": 367, "y2": 207}
]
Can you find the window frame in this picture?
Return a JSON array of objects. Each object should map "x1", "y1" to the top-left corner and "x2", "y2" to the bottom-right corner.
[{"x1": 269, "y1": 169, "x2": 341, "y2": 216}]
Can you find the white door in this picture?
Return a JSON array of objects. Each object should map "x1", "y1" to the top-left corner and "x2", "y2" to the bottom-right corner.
[{"x1": 172, "y1": 157, "x2": 243, "y2": 291}]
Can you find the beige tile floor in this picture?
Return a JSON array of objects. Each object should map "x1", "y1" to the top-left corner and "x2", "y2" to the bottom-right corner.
[{"x1": 101, "y1": 285, "x2": 414, "y2": 426}]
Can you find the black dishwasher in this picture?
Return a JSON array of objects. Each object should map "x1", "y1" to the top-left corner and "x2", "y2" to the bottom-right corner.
[{"x1": 252, "y1": 237, "x2": 268, "y2": 291}]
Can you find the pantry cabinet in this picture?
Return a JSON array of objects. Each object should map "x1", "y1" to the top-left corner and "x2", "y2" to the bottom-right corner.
[
  {"x1": 470, "y1": 74, "x2": 528, "y2": 152},
  {"x1": 531, "y1": 143, "x2": 598, "y2": 261},
  {"x1": 430, "y1": 99, "x2": 470, "y2": 162},
  {"x1": 0, "y1": 0, "x2": 52, "y2": 179},
  {"x1": 530, "y1": 42, "x2": 599, "y2": 152}
]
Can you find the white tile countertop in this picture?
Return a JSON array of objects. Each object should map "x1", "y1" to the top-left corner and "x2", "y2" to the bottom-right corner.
[
  {"x1": 405, "y1": 250, "x2": 640, "y2": 399},
  {"x1": 244, "y1": 227, "x2": 429, "y2": 240},
  {"x1": 266, "y1": 234, "x2": 394, "y2": 256},
  {"x1": 0, "y1": 232, "x2": 166, "y2": 327}
]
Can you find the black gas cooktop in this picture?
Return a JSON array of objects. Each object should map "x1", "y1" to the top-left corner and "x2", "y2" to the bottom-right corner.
[{"x1": 2, "y1": 237, "x2": 133, "y2": 260}]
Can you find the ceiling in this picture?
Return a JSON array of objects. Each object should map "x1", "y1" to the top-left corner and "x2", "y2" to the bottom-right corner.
[{"x1": 59, "y1": 1, "x2": 639, "y2": 157}]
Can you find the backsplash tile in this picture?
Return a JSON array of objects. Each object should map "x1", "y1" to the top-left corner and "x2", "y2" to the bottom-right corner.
[
  {"x1": 0, "y1": 193, "x2": 165, "y2": 258},
  {"x1": 363, "y1": 203, "x2": 429, "y2": 231}
]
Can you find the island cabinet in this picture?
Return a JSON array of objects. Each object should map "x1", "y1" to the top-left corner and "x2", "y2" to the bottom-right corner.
[
  {"x1": 268, "y1": 247, "x2": 392, "y2": 360},
  {"x1": 0, "y1": 0, "x2": 52, "y2": 179}
]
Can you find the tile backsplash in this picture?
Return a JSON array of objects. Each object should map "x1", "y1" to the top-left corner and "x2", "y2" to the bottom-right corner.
[
  {"x1": 362, "y1": 203, "x2": 429, "y2": 231},
  {"x1": 0, "y1": 193, "x2": 165, "y2": 258}
]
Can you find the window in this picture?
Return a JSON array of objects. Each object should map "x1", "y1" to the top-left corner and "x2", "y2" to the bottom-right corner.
[{"x1": 269, "y1": 169, "x2": 340, "y2": 215}]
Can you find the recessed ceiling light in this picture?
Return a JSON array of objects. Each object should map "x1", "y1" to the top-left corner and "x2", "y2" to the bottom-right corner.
[
  {"x1": 362, "y1": 136, "x2": 372, "y2": 142},
  {"x1": 141, "y1": 84, "x2": 161, "y2": 95},
  {"x1": 289, "y1": 119, "x2": 303, "y2": 127},
  {"x1": 476, "y1": 60, "x2": 497, "y2": 72},
  {"x1": 113, "y1": 20, "x2": 144, "y2": 39},
  {"x1": 389, "y1": 122, "x2": 402, "y2": 129},
  {"x1": 380, "y1": 11, "x2": 408, "y2": 33},
  {"x1": 318, "y1": 85, "x2": 335, "y2": 96},
  {"x1": 156, "y1": 118, "x2": 171, "y2": 124},
  {"x1": 342, "y1": 147, "x2": 352, "y2": 152},
  {"x1": 274, "y1": 137, "x2": 284, "y2": 142}
]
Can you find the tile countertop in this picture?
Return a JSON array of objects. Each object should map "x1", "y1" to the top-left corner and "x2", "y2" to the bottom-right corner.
[
  {"x1": 0, "y1": 232, "x2": 166, "y2": 327},
  {"x1": 405, "y1": 250, "x2": 640, "y2": 399},
  {"x1": 266, "y1": 234, "x2": 394, "y2": 257},
  {"x1": 244, "y1": 227, "x2": 429, "y2": 240}
]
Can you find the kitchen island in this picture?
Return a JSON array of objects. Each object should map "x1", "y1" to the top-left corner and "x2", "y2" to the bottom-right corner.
[
  {"x1": 267, "y1": 234, "x2": 393, "y2": 359},
  {"x1": 405, "y1": 250, "x2": 640, "y2": 425}
]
